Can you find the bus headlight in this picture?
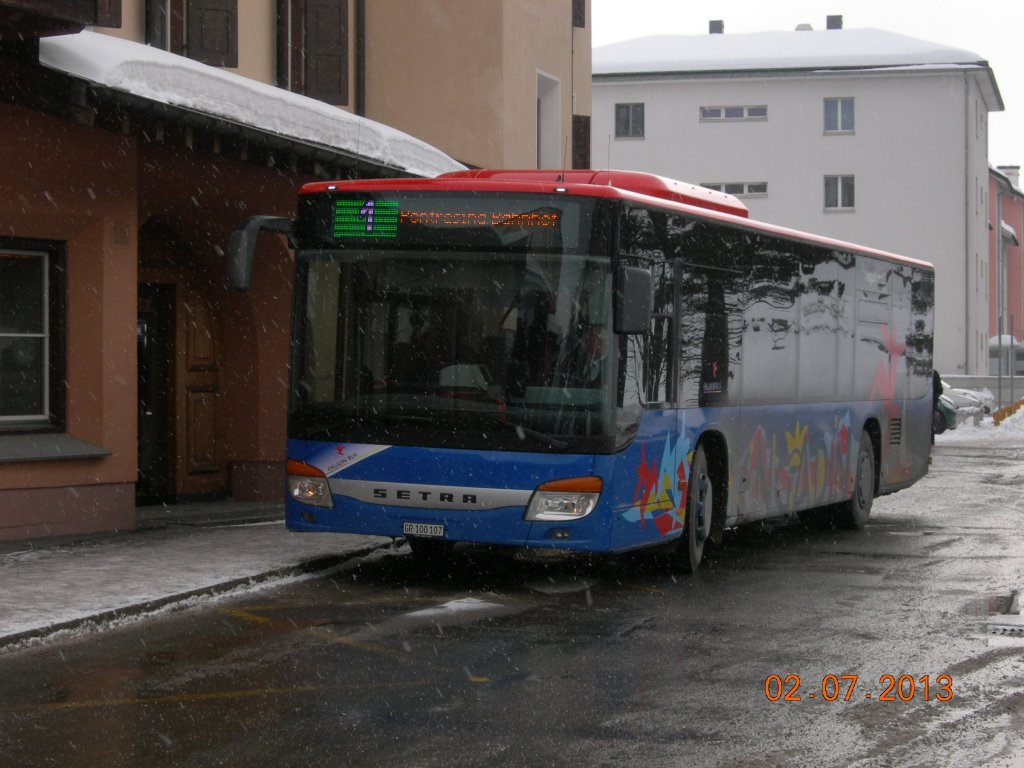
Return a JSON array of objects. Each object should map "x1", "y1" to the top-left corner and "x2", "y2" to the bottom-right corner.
[
  {"x1": 525, "y1": 476, "x2": 602, "y2": 521},
  {"x1": 287, "y1": 459, "x2": 333, "y2": 508}
]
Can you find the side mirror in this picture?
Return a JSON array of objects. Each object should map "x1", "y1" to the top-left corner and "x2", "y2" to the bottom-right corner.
[
  {"x1": 614, "y1": 266, "x2": 653, "y2": 334},
  {"x1": 226, "y1": 216, "x2": 293, "y2": 291}
]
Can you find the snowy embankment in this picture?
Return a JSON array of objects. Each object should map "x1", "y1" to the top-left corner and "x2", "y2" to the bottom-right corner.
[{"x1": 935, "y1": 405, "x2": 1024, "y2": 448}]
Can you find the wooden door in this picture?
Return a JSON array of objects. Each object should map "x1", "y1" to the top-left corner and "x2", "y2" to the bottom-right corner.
[{"x1": 172, "y1": 284, "x2": 226, "y2": 496}]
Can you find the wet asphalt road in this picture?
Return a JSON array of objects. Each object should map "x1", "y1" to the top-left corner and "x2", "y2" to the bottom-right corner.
[{"x1": 1, "y1": 444, "x2": 1023, "y2": 768}]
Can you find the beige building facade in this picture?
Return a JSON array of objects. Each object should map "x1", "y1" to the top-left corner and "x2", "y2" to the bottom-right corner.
[{"x1": 103, "y1": 0, "x2": 592, "y2": 170}]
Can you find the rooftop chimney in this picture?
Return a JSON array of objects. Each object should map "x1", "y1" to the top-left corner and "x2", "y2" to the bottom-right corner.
[
  {"x1": 827, "y1": 15, "x2": 843, "y2": 30},
  {"x1": 999, "y1": 166, "x2": 1021, "y2": 189},
  {"x1": 709, "y1": 19, "x2": 724, "y2": 34}
]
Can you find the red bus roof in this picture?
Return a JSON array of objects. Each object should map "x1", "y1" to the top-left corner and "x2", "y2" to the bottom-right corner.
[
  {"x1": 440, "y1": 169, "x2": 750, "y2": 218},
  {"x1": 300, "y1": 169, "x2": 748, "y2": 218}
]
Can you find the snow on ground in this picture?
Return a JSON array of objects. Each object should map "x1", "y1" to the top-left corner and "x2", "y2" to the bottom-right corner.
[
  {"x1": 0, "y1": 524, "x2": 391, "y2": 647},
  {"x1": 935, "y1": 405, "x2": 1024, "y2": 447}
]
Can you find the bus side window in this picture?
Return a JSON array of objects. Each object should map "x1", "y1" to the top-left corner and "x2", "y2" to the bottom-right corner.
[{"x1": 619, "y1": 205, "x2": 674, "y2": 408}]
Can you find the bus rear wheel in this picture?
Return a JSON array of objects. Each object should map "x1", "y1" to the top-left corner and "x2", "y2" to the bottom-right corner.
[
  {"x1": 678, "y1": 444, "x2": 712, "y2": 573},
  {"x1": 838, "y1": 430, "x2": 875, "y2": 530}
]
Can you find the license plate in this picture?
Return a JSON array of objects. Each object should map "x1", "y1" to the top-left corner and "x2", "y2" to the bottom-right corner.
[{"x1": 403, "y1": 522, "x2": 445, "y2": 538}]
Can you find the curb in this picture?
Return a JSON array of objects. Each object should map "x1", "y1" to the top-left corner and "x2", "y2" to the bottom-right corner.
[{"x1": 0, "y1": 541, "x2": 394, "y2": 653}]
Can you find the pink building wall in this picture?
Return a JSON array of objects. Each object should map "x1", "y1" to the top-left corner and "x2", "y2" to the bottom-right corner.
[{"x1": 989, "y1": 169, "x2": 1024, "y2": 345}]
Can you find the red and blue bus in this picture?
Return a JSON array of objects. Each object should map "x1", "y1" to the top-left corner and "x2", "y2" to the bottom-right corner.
[{"x1": 228, "y1": 169, "x2": 935, "y2": 571}]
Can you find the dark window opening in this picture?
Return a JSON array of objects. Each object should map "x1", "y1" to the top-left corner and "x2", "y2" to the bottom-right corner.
[
  {"x1": 615, "y1": 103, "x2": 644, "y2": 138},
  {"x1": 825, "y1": 175, "x2": 855, "y2": 209},
  {"x1": 0, "y1": 238, "x2": 65, "y2": 433},
  {"x1": 145, "y1": 0, "x2": 237, "y2": 67},
  {"x1": 572, "y1": 0, "x2": 585, "y2": 28},
  {"x1": 572, "y1": 114, "x2": 591, "y2": 169},
  {"x1": 277, "y1": 0, "x2": 350, "y2": 105}
]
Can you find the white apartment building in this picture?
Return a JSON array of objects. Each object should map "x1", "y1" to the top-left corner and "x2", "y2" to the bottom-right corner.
[{"x1": 592, "y1": 18, "x2": 1003, "y2": 374}]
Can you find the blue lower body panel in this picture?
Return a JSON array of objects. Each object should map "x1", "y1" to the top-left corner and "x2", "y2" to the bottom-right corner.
[{"x1": 285, "y1": 439, "x2": 613, "y2": 551}]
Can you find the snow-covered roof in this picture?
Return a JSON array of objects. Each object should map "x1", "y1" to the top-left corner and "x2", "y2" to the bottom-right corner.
[
  {"x1": 1001, "y1": 220, "x2": 1020, "y2": 246},
  {"x1": 991, "y1": 165, "x2": 1023, "y2": 194},
  {"x1": 989, "y1": 335, "x2": 1022, "y2": 347},
  {"x1": 38, "y1": 30, "x2": 464, "y2": 178},
  {"x1": 598, "y1": 26, "x2": 1003, "y2": 112},
  {"x1": 594, "y1": 28, "x2": 983, "y2": 74}
]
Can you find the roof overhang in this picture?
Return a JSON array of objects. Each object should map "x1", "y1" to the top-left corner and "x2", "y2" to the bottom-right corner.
[
  {"x1": 35, "y1": 30, "x2": 463, "y2": 179},
  {"x1": 594, "y1": 62, "x2": 1003, "y2": 113}
]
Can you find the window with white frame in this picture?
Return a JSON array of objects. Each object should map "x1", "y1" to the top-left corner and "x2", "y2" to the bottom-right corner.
[
  {"x1": 0, "y1": 240, "x2": 65, "y2": 430},
  {"x1": 700, "y1": 105, "x2": 767, "y2": 121},
  {"x1": 701, "y1": 182, "x2": 768, "y2": 197},
  {"x1": 615, "y1": 103, "x2": 645, "y2": 138},
  {"x1": 824, "y1": 175, "x2": 855, "y2": 210},
  {"x1": 824, "y1": 97, "x2": 854, "y2": 133}
]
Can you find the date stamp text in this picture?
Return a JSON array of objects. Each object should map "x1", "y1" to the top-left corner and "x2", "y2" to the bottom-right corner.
[{"x1": 763, "y1": 674, "x2": 954, "y2": 702}]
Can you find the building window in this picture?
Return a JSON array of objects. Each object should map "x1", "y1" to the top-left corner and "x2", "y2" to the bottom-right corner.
[
  {"x1": 0, "y1": 240, "x2": 65, "y2": 431},
  {"x1": 824, "y1": 175, "x2": 855, "y2": 209},
  {"x1": 824, "y1": 97, "x2": 854, "y2": 133},
  {"x1": 615, "y1": 103, "x2": 645, "y2": 138},
  {"x1": 572, "y1": 114, "x2": 591, "y2": 170},
  {"x1": 277, "y1": 0, "x2": 350, "y2": 105},
  {"x1": 700, "y1": 105, "x2": 768, "y2": 121},
  {"x1": 701, "y1": 182, "x2": 768, "y2": 197},
  {"x1": 146, "y1": 0, "x2": 239, "y2": 67},
  {"x1": 572, "y1": 0, "x2": 586, "y2": 28}
]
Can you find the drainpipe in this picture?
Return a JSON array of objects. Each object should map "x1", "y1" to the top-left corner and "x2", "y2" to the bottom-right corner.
[
  {"x1": 963, "y1": 79, "x2": 971, "y2": 374},
  {"x1": 998, "y1": 185, "x2": 1005, "y2": 406},
  {"x1": 355, "y1": 0, "x2": 366, "y2": 117}
]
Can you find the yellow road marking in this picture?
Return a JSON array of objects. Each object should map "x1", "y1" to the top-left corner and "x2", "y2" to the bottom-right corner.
[
  {"x1": 221, "y1": 608, "x2": 272, "y2": 624},
  {"x1": 32, "y1": 681, "x2": 428, "y2": 712}
]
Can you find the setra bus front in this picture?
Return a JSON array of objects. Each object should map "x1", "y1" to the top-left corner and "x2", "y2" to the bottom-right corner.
[{"x1": 250, "y1": 179, "x2": 654, "y2": 553}]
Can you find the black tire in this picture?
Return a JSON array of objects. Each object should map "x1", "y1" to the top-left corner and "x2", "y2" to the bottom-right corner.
[
  {"x1": 678, "y1": 444, "x2": 712, "y2": 573},
  {"x1": 838, "y1": 431, "x2": 875, "y2": 530},
  {"x1": 932, "y1": 408, "x2": 947, "y2": 435}
]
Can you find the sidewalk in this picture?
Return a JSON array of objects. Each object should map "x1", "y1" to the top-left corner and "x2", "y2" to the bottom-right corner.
[{"x1": 0, "y1": 502, "x2": 393, "y2": 650}]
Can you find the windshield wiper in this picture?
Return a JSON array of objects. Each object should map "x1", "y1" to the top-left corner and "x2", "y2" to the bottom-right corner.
[
  {"x1": 483, "y1": 413, "x2": 569, "y2": 451},
  {"x1": 380, "y1": 413, "x2": 435, "y2": 422}
]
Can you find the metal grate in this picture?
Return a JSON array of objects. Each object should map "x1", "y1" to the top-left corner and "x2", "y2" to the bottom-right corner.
[
  {"x1": 990, "y1": 624, "x2": 1024, "y2": 636},
  {"x1": 890, "y1": 418, "x2": 903, "y2": 445}
]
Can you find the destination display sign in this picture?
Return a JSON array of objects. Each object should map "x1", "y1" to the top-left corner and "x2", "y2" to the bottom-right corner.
[
  {"x1": 295, "y1": 192, "x2": 590, "y2": 251},
  {"x1": 331, "y1": 198, "x2": 564, "y2": 239}
]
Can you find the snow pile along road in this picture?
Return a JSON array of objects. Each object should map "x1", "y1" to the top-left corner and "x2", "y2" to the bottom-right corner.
[{"x1": 935, "y1": 402, "x2": 1024, "y2": 447}]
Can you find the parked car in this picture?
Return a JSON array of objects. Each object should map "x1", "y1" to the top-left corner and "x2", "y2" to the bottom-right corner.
[
  {"x1": 933, "y1": 393, "x2": 957, "y2": 435},
  {"x1": 940, "y1": 380, "x2": 992, "y2": 414}
]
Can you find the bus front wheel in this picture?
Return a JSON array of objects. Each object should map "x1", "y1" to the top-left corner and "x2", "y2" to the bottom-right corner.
[
  {"x1": 678, "y1": 444, "x2": 712, "y2": 573},
  {"x1": 838, "y1": 431, "x2": 875, "y2": 530}
]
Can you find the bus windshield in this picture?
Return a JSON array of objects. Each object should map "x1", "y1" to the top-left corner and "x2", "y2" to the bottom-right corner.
[{"x1": 289, "y1": 193, "x2": 618, "y2": 453}]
